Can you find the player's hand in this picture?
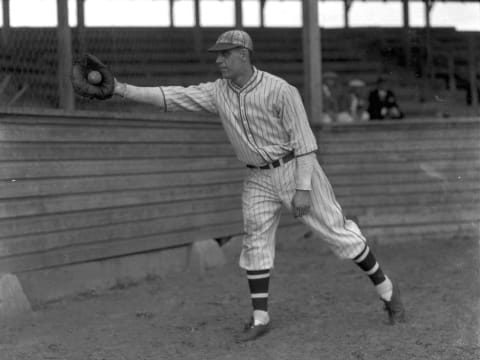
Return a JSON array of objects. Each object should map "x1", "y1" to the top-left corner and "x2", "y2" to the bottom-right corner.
[{"x1": 291, "y1": 189, "x2": 311, "y2": 218}]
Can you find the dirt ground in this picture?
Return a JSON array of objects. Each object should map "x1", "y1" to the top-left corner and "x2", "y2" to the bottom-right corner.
[{"x1": 1, "y1": 233, "x2": 479, "y2": 360}]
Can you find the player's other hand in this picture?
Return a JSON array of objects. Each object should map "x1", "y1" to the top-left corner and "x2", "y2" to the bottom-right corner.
[{"x1": 292, "y1": 189, "x2": 311, "y2": 218}]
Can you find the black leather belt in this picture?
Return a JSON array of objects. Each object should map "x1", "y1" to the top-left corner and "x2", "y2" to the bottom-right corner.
[{"x1": 246, "y1": 152, "x2": 295, "y2": 170}]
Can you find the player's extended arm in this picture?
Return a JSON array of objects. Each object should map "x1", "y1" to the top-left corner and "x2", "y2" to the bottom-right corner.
[
  {"x1": 114, "y1": 80, "x2": 166, "y2": 108},
  {"x1": 115, "y1": 80, "x2": 218, "y2": 113}
]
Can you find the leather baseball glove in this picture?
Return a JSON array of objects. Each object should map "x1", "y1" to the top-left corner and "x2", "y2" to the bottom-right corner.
[{"x1": 71, "y1": 53, "x2": 115, "y2": 100}]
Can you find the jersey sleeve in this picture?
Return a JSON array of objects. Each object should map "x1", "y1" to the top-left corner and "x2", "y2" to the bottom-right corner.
[
  {"x1": 161, "y1": 81, "x2": 218, "y2": 114},
  {"x1": 278, "y1": 84, "x2": 318, "y2": 156}
]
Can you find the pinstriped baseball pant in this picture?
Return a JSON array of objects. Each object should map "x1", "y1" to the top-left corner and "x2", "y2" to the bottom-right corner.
[{"x1": 239, "y1": 159, "x2": 366, "y2": 271}]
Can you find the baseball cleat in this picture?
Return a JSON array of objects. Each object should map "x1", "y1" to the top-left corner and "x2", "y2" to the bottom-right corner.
[
  {"x1": 239, "y1": 317, "x2": 271, "y2": 342},
  {"x1": 382, "y1": 282, "x2": 406, "y2": 325}
]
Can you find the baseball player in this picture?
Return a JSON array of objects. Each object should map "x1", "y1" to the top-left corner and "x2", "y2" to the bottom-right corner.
[{"x1": 71, "y1": 30, "x2": 406, "y2": 342}]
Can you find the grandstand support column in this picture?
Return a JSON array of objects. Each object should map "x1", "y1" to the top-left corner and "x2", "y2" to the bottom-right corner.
[
  {"x1": 302, "y1": 0, "x2": 322, "y2": 123},
  {"x1": 193, "y1": 0, "x2": 205, "y2": 63},
  {"x1": 1, "y1": 0, "x2": 10, "y2": 47},
  {"x1": 424, "y1": 0, "x2": 433, "y2": 80},
  {"x1": 260, "y1": 0, "x2": 266, "y2": 27},
  {"x1": 402, "y1": 0, "x2": 411, "y2": 66},
  {"x1": 169, "y1": 0, "x2": 174, "y2": 27},
  {"x1": 343, "y1": 0, "x2": 352, "y2": 29},
  {"x1": 235, "y1": 0, "x2": 243, "y2": 28},
  {"x1": 447, "y1": 54, "x2": 456, "y2": 92},
  {"x1": 76, "y1": 0, "x2": 86, "y2": 54},
  {"x1": 468, "y1": 34, "x2": 479, "y2": 112},
  {"x1": 57, "y1": 0, "x2": 75, "y2": 111}
]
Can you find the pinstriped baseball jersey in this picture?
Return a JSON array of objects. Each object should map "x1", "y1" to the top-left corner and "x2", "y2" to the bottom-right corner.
[{"x1": 160, "y1": 67, "x2": 318, "y2": 166}]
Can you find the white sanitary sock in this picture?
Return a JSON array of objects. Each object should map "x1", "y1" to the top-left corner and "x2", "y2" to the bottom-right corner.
[
  {"x1": 253, "y1": 310, "x2": 270, "y2": 326},
  {"x1": 376, "y1": 276, "x2": 393, "y2": 301}
]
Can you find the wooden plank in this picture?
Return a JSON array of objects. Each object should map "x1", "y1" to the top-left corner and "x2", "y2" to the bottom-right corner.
[
  {"x1": 318, "y1": 139, "x2": 480, "y2": 153},
  {"x1": 0, "y1": 180, "x2": 243, "y2": 219},
  {"x1": 0, "y1": 142, "x2": 235, "y2": 160},
  {"x1": 334, "y1": 180, "x2": 479, "y2": 196},
  {"x1": 322, "y1": 159, "x2": 480, "y2": 175},
  {"x1": 0, "y1": 204, "x2": 243, "y2": 257},
  {"x1": 328, "y1": 168, "x2": 479, "y2": 186},
  {"x1": 354, "y1": 204, "x2": 480, "y2": 226},
  {"x1": 0, "y1": 194, "x2": 242, "y2": 238},
  {"x1": 0, "y1": 221, "x2": 245, "y2": 273},
  {"x1": 0, "y1": 123, "x2": 227, "y2": 143},
  {"x1": 339, "y1": 188, "x2": 480, "y2": 209},
  {"x1": 318, "y1": 129, "x2": 480, "y2": 142},
  {"x1": 363, "y1": 221, "x2": 479, "y2": 237},
  {"x1": 0, "y1": 160, "x2": 245, "y2": 181},
  {"x1": 320, "y1": 149, "x2": 480, "y2": 164}
]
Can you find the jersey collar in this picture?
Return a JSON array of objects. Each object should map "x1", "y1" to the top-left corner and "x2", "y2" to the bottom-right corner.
[{"x1": 228, "y1": 66, "x2": 262, "y2": 93}]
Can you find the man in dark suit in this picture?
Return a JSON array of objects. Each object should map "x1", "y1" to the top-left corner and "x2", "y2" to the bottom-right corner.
[{"x1": 368, "y1": 77, "x2": 404, "y2": 120}]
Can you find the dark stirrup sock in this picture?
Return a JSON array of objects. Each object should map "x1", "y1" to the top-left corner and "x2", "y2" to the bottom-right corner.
[
  {"x1": 247, "y1": 269, "x2": 270, "y2": 312},
  {"x1": 353, "y1": 245, "x2": 393, "y2": 301}
]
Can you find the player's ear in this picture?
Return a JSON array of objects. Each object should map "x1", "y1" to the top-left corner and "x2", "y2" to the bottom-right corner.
[{"x1": 239, "y1": 48, "x2": 249, "y2": 62}]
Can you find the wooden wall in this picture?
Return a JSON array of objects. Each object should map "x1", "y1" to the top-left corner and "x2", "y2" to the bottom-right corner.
[
  {"x1": 0, "y1": 110, "x2": 247, "y2": 274},
  {"x1": 0, "y1": 109, "x2": 478, "y2": 274},
  {"x1": 319, "y1": 120, "x2": 480, "y2": 243}
]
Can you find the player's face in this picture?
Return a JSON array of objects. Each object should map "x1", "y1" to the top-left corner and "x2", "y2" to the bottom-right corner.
[{"x1": 215, "y1": 48, "x2": 246, "y2": 80}]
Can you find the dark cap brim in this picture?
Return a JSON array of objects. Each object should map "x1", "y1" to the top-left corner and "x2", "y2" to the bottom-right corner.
[{"x1": 207, "y1": 43, "x2": 240, "y2": 52}]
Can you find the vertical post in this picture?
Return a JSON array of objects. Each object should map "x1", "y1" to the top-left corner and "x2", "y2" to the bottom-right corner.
[
  {"x1": 447, "y1": 53, "x2": 456, "y2": 92},
  {"x1": 235, "y1": 0, "x2": 242, "y2": 28},
  {"x1": 169, "y1": 0, "x2": 175, "y2": 27},
  {"x1": 344, "y1": 0, "x2": 352, "y2": 29},
  {"x1": 57, "y1": 0, "x2": 75, "y2": 111},
  {"x1": 76, "y1": 0, "x2": 86, "y2": 54},
  {"x1": 302, "y1": 0, "x2": 322, "y2": 123},
  {"x1": 2, "y1": 0, "x2": 10, "y2": 47},
  {"x1": 468, "y1": 34, "x2": 478, "y2": 112},
  {"x1": 194, "y1": 0, "x2": 201, "y2": 27},
  {"x1": 193, "y1": 0, "x2": 203, "y2": 61},
  {"x1": 260, "y1": 0, "x2": 266, "y2": 28},
  {"x1": 402, "y1": 0, "x2": 411, "y2": 66},
  {"x1": 425, "y1": 0, "x2": 433, "y2": 80}
]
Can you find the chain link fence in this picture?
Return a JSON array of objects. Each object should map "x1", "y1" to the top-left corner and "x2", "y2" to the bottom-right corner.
[
  {"x1": 1, "y1": 28, "x2": 59, "y2": 108},
  {"x1": 0, "y1": 26, "x2": 225, "y2": 112}
]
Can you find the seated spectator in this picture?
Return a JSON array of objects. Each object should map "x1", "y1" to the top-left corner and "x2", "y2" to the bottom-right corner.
[
  {"x1": 367, "y1": 77, "x2": 404, "y2": 120},
  {"x1": 322, "y1": 71, "x2": 353, "y2": 123},
  {"x1": 347, "y1": 79, "x2": 370, "y2": 122}
]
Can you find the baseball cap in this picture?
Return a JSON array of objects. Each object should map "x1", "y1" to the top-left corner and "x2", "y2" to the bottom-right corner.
[{"x1": 208, "y1": 30, "x2": 254, "y2": 52}]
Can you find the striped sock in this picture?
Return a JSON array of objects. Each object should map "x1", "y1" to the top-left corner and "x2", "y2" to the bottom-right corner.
[
  {"x1": 353, "y1": 245, "x2": 393, "y2": 301},
  {"x1": 247, "y1": 269, "x2": 270, "y2": 325}
]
